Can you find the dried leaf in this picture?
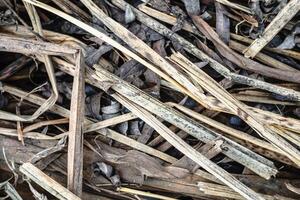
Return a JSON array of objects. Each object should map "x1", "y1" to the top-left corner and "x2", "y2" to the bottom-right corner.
[
  {"x1": 277, "y1": 22, "x2": 300, "y2": 49},
  {"x1": 109, "y1": 174, "x2": 121, "y2": 186},
  {"x1": 30, "y1": 136, "x2": 67, "y2": 163},
  {"x1": 86, "y1": 92, "x2": 103, "y2": 120},
  {"x1": 0, "y1": 9, "x2": 16, "y2": 25},
  {"x1": 215, "y1": 2, "x2": 230, "y2": 44},
  {"x1": 285, "y1": 183, "x2": 300, "y2": 195},
  {"x1": 85, "y1": 45, "x2": 113, "y2": 67},
  {"x1": 182, "y1": 0, "x2": 200, "y2": 16},
  {"x1": 93, "y1": 162, "x2": 113, "y2": 177},
  {"x1": 129, "y1": 120, "x2": 142, "y2": 136},
  {"x1": 125, "y1": 4, "x2": 135, "y2": 24}
]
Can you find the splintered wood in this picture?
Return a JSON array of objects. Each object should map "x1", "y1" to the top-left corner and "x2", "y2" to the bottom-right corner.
[
  {"x1": 1, "y1": 0, "x2": 300, "y2": 200},
  {"x1": 67, "y1": 51, "x2": 85, "y2": 197}
]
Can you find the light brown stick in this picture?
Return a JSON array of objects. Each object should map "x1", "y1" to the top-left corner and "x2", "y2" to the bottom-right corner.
[
  {"x1": 67, "y1": 51, "x2": 85, "y2": 197},
  {"x1": 20, "y1": 163, "x2": 81, "y2": 200}
]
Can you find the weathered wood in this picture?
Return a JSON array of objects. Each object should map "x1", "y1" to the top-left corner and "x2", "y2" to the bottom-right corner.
[
  {"x1": 111, "y1": 0, "x2": 300, "y2": 100},
  {"x1": 19, "y1": 163, "x2": 81, "y2": 200},
  {"x1": 0, "y1": 36, "x2": 76, "y2": 55},
  {"x1": 92, "y1": 66, "x2": 278, "y2": 179},
  {"x1": 67, "y1": 51, "x2": 85, "y2": 197},
  {"x1": 170, "y1": 52, "x2": 300, "y2": 167},
  {"x1": 114, "y1": 94, "x2": 264, "y2": 200}
]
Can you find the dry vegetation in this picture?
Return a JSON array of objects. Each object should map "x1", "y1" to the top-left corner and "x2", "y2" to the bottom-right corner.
[{"x1": 0, "y1": 0, "x2": 300, "y2": 199}]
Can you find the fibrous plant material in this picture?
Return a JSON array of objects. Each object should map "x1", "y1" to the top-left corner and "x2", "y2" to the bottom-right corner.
[
  {"x1": 67, "y1": 51, "x2": 84, "y2": 197},
  {"x1": 112, "y1": 0, "x2": 300, "y2": 100},
  {"x1": 2, "y1": 84, "x2": 177, "y2": 164},
  {"x1": 169, "y1": 52, "x2": 300, "y2": 167},
  {"x1": 20, "y1": 163, "x2": 81, "y2": 200},
  {"x1": 244, "y1": 0, "x2": 300, "y2": 58},
  {"x1": 92, "y1": 66, "x2": 278, "y2": 178},
  {"x1": 113, "y1": 94, "x2": 264, "y2": 200},
  {"x1": 1, "y1": 0, "x2": 300, "y2": 199}
]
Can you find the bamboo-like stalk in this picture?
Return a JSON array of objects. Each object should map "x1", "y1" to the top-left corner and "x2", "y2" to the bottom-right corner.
[
  {"x1": 229, "y1": 40, "x2": 297, "y2": 72},
  {"x1": 229, "y1": 33, "x2": 300, "y2": 61},
  {"x1": 22, "y1": 0, "x2": 196, "y2": 104},
  {"x1": 50, "y1": 0, "x2": 90, "y2": 22},
  {"x1": 20, "y1": 163, "x2": 81, "y2": 200},
  {"x1": 80, "y1": 0, "x2": 208, "y2": 103},
  {"x1": 23, "y1": 118, "x2": 69, "y2": 133},
  {"x1": 170, "y1": 52, "x2": 300, "y2": 166},
  {"x1": 114, "y1": 94, "x2": 264, "y2": 200},
  {"x1": 216, "y1": 0, "x2": 251, "y2": 14},
  {"x1": 92, "y1": 66, "x2": 277, "y2": 179},
  {"x1": 67, "y1": 51, "x2": 85, "y2": 197},
  {"x1": 168, "y1": 103, "x2": 278, "y2": 153},
  {"x1": 85, "y1": 112, "x2": 137, "y2": 133},
  {"x1": 0, "y1": 127, "x2": 56, "y2": 140},
  {"x1": 197, "y1": 181, "x2": 296, "y2": 200}
]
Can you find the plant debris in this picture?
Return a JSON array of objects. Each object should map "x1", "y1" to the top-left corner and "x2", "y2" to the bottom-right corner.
[{"x1": 1, "y1": 0, "x2": 300, "y2": 199}]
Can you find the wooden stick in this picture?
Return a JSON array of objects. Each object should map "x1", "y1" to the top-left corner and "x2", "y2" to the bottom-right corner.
[
  {"x1": 157, "y1": 130, "x2": 189, "y2": 152},
  {"x1": 0, "y1": 127, "x2": 56, "y2": 140},
  {"x1": 84, "y1": 112, "x2": 137, "y2": 133},
  {"x1": 23, "y1": 118, "x2": 69, "y2": 133},
  {"x1": 229, "y1": 40, "x2": 297, "y2": 72},
  {"x1": 117, "y1": 187, "x2": 176, "y2": 200},
  {"x1": 54, "y1": 54, "x2": 300, "y2": 137},
  {"x1": 216, "y1": 0, "x2": 251, "y2": 14},
  {"x1": 22, "y1": 0, "x2": 192, "y2": 102},
  {"x1": 244, "y1": 0, "x2": 300, "y2": 58},
  {"x1": 191, "y1": 14, "x2": 300, "y2": 83},
  {"x1": 19, "y1": 163, "x2": 81, "y2": 200},
  {"x1": 51, "y1": 0, "x2": 90, "y2": 22},
  {"x1": 0, "y1": 35, "x2": 76, "y2": 55},
  {"x1": 197, "y1": 181, "x2": 296, "y2": 200},
  {"x1": 168, "y1": 103, "x2": 280, "y2": 153},
  {"x1": 168, "y1": 104, "x2": 295, "y2": 166},
  {"x1": 53, "y1": 53, "x2": 300, "y2": 136},
  {"x1": 230, "y1": 33, "x2": 300, "y2": 61},
  {"x1": 67, "y1": 51, "x2": 85, "y2": 197},
  {"x1": 25, "y1": 0, "x2": 300, "y2": 131}
]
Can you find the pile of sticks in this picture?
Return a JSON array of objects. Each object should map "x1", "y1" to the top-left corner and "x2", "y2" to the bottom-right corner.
[{"x1": 0, "y1": 0, "x2": 300, "y2": 199}]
